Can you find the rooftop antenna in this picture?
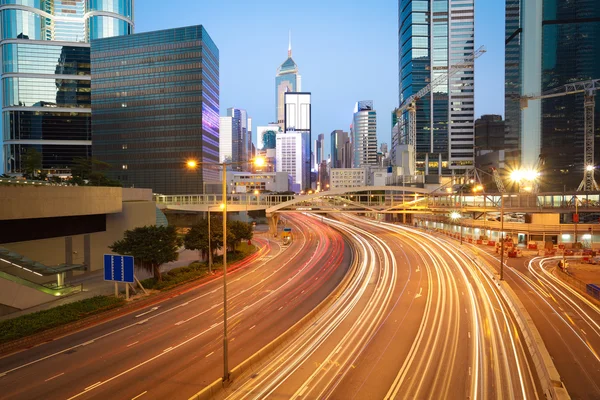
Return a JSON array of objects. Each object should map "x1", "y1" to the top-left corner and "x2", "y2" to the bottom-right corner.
[{"x1": 288, "y1": 30, "x2": 292, "y2": 57}]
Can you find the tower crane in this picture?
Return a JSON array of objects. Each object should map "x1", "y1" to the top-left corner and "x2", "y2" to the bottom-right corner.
[
  {"x1": 394, "y1": 46, "x2": 486, "y2": 175},
  {"x1": 520, "y1": 79, "x2": 600, "y2": 191}
]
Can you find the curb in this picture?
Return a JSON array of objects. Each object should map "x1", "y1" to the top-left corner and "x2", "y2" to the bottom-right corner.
[
  {"x1": 0, "y1": 244, "x2": 266, "y2": 357},
  {"x1": 469, "y1": 252, "x2": 570, "y2": 400},
  {"x1": 188, "y1": 234, "x2": 359, "y2": 400}
]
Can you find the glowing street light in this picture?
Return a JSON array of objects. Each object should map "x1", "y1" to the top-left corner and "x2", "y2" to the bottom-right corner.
[{"x1": 450, "y1": 211, "x2": 463, "y2": 244}]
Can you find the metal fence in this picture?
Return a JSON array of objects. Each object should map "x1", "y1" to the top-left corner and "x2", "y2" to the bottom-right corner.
[{"x1": 556, "y1": 267, "x2": 600, "y2": 301}]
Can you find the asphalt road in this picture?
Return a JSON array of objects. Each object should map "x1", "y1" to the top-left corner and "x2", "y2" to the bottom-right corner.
[
  {"x1": 468, "y1": 245, "x2": 600, "y2": 400},
  {"x1": 0, "y1": 214, "x2": 351, "y2": 400},
  {"x1": 224, "y1": 215, "x2": 541, "y2": 400}
]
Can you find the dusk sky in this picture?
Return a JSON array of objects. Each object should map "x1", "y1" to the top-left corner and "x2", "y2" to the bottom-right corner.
[{"x1": 137, "y1": 0, "x2": 504, "y2": 156}]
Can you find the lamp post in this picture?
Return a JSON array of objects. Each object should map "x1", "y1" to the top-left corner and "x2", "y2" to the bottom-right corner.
[
  {"x1": 450, "y1": 211, "x2": 462, "y2": 245},
  {"x1": 186, "y1": 156, "x2": 265, "y2": 384}
]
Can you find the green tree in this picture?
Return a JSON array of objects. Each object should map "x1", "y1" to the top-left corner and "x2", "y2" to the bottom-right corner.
[
  {"x1": 22, "y1": 148, "x2": 42, "y2": 179},
  {"x1": 227, "y1": 221, "x2": 254, "y2": 252},
  {"x1": 71, "y1": 157, "x2": 122, "y2": 187},
  {"x1": 110, "y1": 225, "x2": 182, "y2": 282}
]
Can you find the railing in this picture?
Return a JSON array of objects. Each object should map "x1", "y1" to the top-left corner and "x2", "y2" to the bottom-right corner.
[
  {"x1": 0, "y1": 270, "x2": 81, "y2": 297},
  {"x1": 556, "y1": 267, "x2": 600, "y2": 301}
]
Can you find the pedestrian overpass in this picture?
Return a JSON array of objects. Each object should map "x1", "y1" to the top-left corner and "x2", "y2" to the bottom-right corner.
[{"x1": 154, "y1": 187, "x2": 600, "y2": 235}]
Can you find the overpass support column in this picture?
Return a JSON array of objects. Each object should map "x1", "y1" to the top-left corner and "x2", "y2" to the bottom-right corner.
[{"x1": 268, "y1": 213, "x2": 280, "y2": 238}]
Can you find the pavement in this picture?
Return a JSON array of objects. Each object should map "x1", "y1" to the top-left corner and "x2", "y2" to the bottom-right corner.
[{"x1": 0, "y1": 225, "x2": 272, "y2": 322}]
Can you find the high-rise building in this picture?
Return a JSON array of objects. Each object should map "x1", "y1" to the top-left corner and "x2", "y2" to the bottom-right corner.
[
  {"x1": 284, "y1": 92, "x2": 311, "y2": 189},
  {"x1": 331, "y1": 130, "x2": 352, "y2": 169},
  {"x1": 256, "y1": 125, "x2": 281, "y2": 150},
  {"x1": 505, "y1": 0, "x2": 600, "y2": 190},
  {"x1": 396, "y1": 0, "x2": 475, "y2": 174},
  {"x1": 227, "y1": 108, "x2": 249, "y2": 168},
  {"x1": 275, "y1": 34, "x2": 301, "y2": 129},
  {"x1": 219, "y1": 116, "x2": 237, "y2": 164},
  {"x1": 276, "y1": 132, "x2": 304, "y2": 192},
  {"x1": 91, "y1": 25, "x2": 219, "y2": 195},
  {"x1": 314, "y1": 133, "x2": 325, "y2": 170},
  {"x1": 352, "y1": 101, "x2": 378, "y2": 167},
  {"x1": 1, "y1": 0, "x2": 134, "y2": 175}
]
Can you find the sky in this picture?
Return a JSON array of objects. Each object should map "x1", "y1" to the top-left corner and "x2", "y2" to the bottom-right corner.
[{"x1": 137, "y1": 0, "x2": 505, "y2": 157}]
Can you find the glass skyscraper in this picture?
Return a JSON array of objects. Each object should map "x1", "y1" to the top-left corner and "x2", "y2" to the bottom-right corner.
[
  {"x1": 506, "y1": 0, "x2": 600, "y2": 190},
  {"x1": 352, "y1": 100, "x2": 377, "y2": 167},
  {"x1": 0, "y1": 0, "x2": 133, "y2": 175},
  {"x1": 396, "y1": 0, "x2": 475, "y2": 174},
  {"x1": 91, "y1": 25, "x2": 219, "y2": 195},
  {"x1": 275, "y1": 36, "x2": 301, "y2": 130}
]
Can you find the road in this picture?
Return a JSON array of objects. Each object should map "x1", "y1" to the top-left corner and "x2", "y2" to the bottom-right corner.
[
  {"x1": 469, "y1": 246, "x2": 600, "y2": 400},
  {"x1": 225, "y1": 215, "x2": 541, "y2": 400},
  {"x1": 0, "y1": 214, "x2": 351, "y2": 400}
]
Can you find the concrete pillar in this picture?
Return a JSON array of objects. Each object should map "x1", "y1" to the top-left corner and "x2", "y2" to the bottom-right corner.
[
  {"x1": 268, "y1": 213, "x2": 280, "y2": 237},
  {"x1": 57, "y1": 272, "x2": 65, "y2": 287}
]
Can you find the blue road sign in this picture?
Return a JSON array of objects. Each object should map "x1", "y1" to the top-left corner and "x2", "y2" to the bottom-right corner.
[{"x1": 104, "y1": 254, "x2": 134, "y2": 283}]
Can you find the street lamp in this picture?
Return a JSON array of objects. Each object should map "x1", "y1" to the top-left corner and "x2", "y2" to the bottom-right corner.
[
  {"x1": 186, "y1": 156, "x2": 264, "y2": 384},
  {"x1": 450, "y1": 211, "x2": 463, "y2": 245}
]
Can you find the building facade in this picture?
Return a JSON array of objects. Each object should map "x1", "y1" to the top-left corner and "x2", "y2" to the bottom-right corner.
[
  {"x1": 275, "y1": 37, "x2": 301, "y2": 129},
  {"x1": 219, "y1": 116, "x2": 236, "y2": 164},
  {"x1": 226, "y1": 107, "x2": 249, "y2": 168},
  {"x1": 505, "y1": 0, "x2": 600, "y2": 190},
  {"x1": 256, "y1": 125, "x2": 280, "y2": 150},
  {"x1": 329, "y1": 168, "x2": 366, "y2": 189},
  {"x1": 397, "y1": 0, "x2": 475, "y2": 174},
  {"x1": 1, "y1": 0, "x2": 134, "y2": 175},
  {"x1": 276, "y1": 131, "x2": 304, "y2": 192},
  {"x1": 314, "y1": 133, "x2": 325, "y2": 170},
  {"x1": 231, "y1": 171, "x2": 290, "y2": 193},
  {"x1": 331, "y1": 129, "x2": 352, "y2": 169},
  {"x1": 352, "y1": 101, "x2": 378, "y2": 167},
  {"x1": 91, "y1": 25, "x2": 219, "y2": 195},
  {"x1": 284, "y1": 91, "x2": 311, "y2": 188}
]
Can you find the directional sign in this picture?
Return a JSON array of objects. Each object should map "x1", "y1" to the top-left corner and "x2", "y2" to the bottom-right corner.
[{"x1": 104, "y1": 254, "x2": 134, "y2": 283}]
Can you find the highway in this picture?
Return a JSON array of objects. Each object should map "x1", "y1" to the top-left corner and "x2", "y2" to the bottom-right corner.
[
  {"x1": 0, "y1": 214, "x2": 350, "y2": 400},
  {"x1": 470, "y1": 247, "x2": 600, "y2": 399},
  {"x1": 224, "y1": 214, "x2": 541, "y2": 400}
]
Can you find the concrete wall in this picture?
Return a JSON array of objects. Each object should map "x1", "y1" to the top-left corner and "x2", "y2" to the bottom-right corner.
[
  {"x1": 3, "y1": 201, "x2": 156, "y2": 274},
  {"x1": 0, "y1": 278, "x2": 56, "y2": 310},
  {"x1": 530, "y1": 213, "x2": 560, "y2": 225},
  {"x1": 0, "y1": 186, "x2": 122, "y2": 220}
]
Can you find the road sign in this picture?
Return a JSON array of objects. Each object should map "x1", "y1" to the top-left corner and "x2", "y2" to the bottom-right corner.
[{"x1": 104, "y1": 254, "x2": 134, "y2": 283}]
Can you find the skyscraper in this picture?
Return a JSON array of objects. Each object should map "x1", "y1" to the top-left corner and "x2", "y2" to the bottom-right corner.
[
  {"x1": 314, "y1": 133, "x2": 325, "y2": 170},
  {"x1": 352, "y1": 101, "x2": 378, "y2": 167},
  {"x1": 505, "y1": 0, "x2": 600, "y2": 190},
  {"x1": 331, "y1": 130, "x2": 352, "y2": 169},
  {"x1": 284, "y1": 92, "x2": 311, "y2": 189},
  {"x1": 275, "y1": 33, "x2": 301, "y2": 129},
  {"x1": 91, "y1": 25, "x2": 219, "y2": 195},
  {"x1": 396, "y1": 0, "x2": 475, "y2": 174},
  {"x1": 227, "y1": 108, "x2": 249, "y2": 168},
  {"x1": 276, "y1": 132, "x2": 304, "y2": 192},
  {"x1": 1, "y1": 0, "x2": 134, "y2": 175},
  {"x1": 256, "y1": 125, "x2": 281, "y2": 150},
  {"x1": 219, "y1": 116, "x2": 237, "y2": 164}
]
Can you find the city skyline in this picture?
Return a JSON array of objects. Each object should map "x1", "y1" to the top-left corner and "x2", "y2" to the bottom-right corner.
[{"x1": 136, "y1": 0, "x2": 504, "y2": 158}]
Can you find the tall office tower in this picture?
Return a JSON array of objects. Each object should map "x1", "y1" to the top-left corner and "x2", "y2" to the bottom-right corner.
[
  {"x1": 314, "y1": 133, "x2": 325, "y2": 170},
  {"x1": 219, "y1": 116, "x2": 238, "y2": 164},
  {"x1": 227, "y1": 108, "x2": 249, "y2": 168},
  {"x1": 505, "y1": 1, "x2": 600, "y2": 190},
  {"x1": 275, "y1": 33, "x2": 301, "y2": 129},
  {"x1": 91, "y1": 25, "x2": 219, "y2": 195},
  {"x1": 352, "y1": 101, "x2": 378, "y2": 167},
  {"x1": 0, "y1": 0, "x2": 134, "y2": 175},
  {"x1": 276, "y1": 132, "x2": 304, "y2": 192},
  {"x1": 256, "y1": 125, "x2": 281, "y2": 150},
  {"x1": 330, "y1": 130, "x2": 352, "y2": 169},
  {"x1": 247, "y1": 117, "x2": 253, "y2": 163},
  {"x1": 397, "y1": 0, "x2": 475, "y2": 175},
  {"x1": 284, "y1": 92, "x2": 311, "y2": 189}
]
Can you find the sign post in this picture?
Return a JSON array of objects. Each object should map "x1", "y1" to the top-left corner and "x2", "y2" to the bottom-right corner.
[{"x1": 104, "y1": 254, "x2": 135, "y2": 300}]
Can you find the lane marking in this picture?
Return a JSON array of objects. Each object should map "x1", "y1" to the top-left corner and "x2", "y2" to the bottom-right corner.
[
  {"x1": 45, "y1": 372, "x2": 64, "y2": 382},
  {"x1": 131, "y1": 391, "x2": 147, "y2": 400},
  {"x1": 137, "y1": 319, "x2": 149, "y2": 325},
  {"x1": 414, "y1": 287, "x2": 423, "y2": 298},
  {"x1": 298, "y1": 385, "x2": 309, "y2": 397},
  {"x1": 249, "y1": 325, "x2": 256, "y2": 330},
  {"x1": 135, "y1": 307, "x2": 159, "y2": 318},
  {"x1": 163, "y1": 347, "x2": 173, "y2": 353},
  {"x1": 468, "y1": 332, "x2": 471, "y2": 339},
  {"x1": 205, "y1": 352, "x2": 214, "y2": 358},
  {"x1": 211, "y1": 323, "x2": 219, "y2": 328},
  {"x1": 278, "y1": 306, "x2": 283, "y2": 311},
  {"x1": 85, "y1": 382, "x2": 102, "y2": 391},
  {"x1": 81, "y1": 340, "x2": 94, "y2": 346},
  {"x1": 175, "y1": 321, "x2": 185, "y2": 326},
  {"x1": 126, "y1": 341, "x2": 139, "y2": 347}
]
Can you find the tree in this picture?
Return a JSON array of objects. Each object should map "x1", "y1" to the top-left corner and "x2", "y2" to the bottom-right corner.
[
  {"x1": 110, "y1": 225, "x2": 182, "y2": 281},
  {"x1": 227, "y1": 221, "x2": 254, "y2": 252},
  {"x1": 71, "y1": 157, "x2": 122, "y2": 187},
  {"x1": 22, "y1": 148, "x2": 42, "y2": 179}
]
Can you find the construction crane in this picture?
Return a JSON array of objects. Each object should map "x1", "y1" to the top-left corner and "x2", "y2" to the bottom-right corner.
[
  {"x1": 521, "y1": 79, "x2": 600, "y2": 191},
  {"x1": 394, "y1": 46, "x2": 486, "y2": 174}
]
